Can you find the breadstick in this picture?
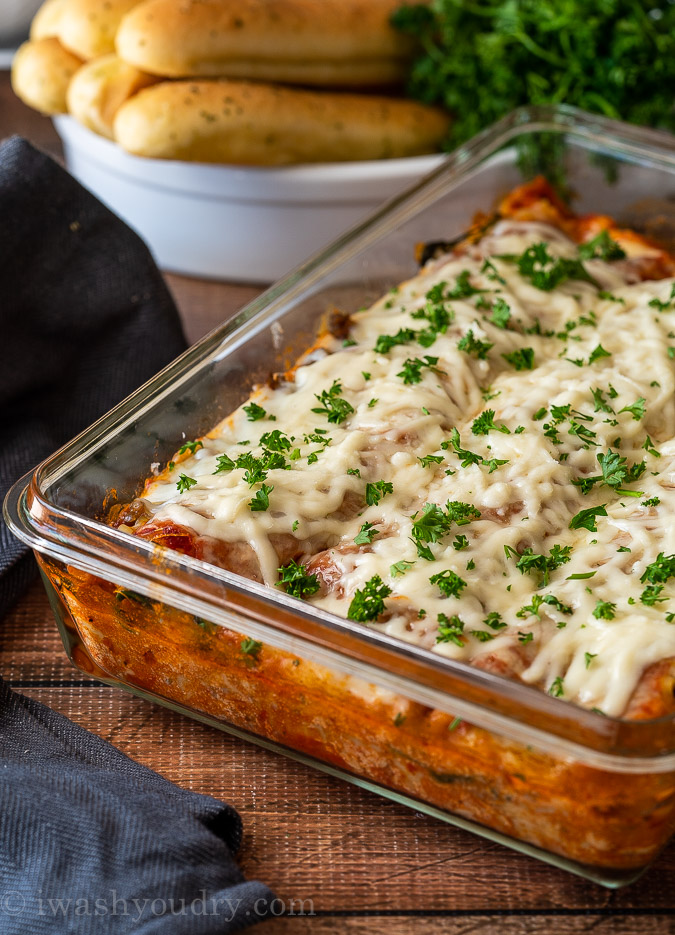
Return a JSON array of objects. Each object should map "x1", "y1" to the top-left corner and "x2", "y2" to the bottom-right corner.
[
  {"x1": 67, "y1": 54, "x2": 160, "y2": 138},
  {"x1": 30, "y1": 0, "x2": 69, "y2": 40},
  {"x1": 116, "y1": 0, "x2": 419, "y2": 86},
  {"x1": 11, "y1": 37, "x2": 84, "y2": 115},
  {"x1": 113, "y1": 79, "x2": 449, "y2": 164},
  {"x1": 57, "y1": 0, "x2": 142, "y2": 59}
]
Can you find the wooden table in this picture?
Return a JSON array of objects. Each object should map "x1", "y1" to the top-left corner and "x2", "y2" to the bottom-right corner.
[{"x1": 2, "y1": 70, "x2": 675, "y2": 934}]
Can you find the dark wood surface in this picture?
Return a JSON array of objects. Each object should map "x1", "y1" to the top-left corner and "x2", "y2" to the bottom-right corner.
[{"x1": 2, "y1": 69, "x2": 675, "y2": 933}]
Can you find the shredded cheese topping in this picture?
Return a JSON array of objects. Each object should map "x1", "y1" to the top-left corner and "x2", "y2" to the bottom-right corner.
[{"x1": 141, "y1": 219, "x2": 675, "y2": 717}]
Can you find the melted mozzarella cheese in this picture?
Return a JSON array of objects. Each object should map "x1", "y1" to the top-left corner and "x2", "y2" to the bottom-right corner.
[{"x1": 142, "y1": 220, "x2": 675, "y2": 717}]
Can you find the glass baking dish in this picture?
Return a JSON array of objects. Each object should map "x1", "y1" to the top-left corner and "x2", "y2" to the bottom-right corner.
[{"x1": 6, "y1": 105, "x2": 675, "y2": 887}]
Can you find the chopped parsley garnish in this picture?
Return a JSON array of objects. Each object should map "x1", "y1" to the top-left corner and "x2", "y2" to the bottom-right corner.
[
  {"x1": 648, "y1": 284, "x2": 675, "y2": 311},
  {"x1": 483, "y1": 611, "x2": 507, "y2": 631},
  {"x1": 502, "y1": 347, "x2": 535, "y2": 371},
  {"x1": 640, "y1": 584, "x2": 668, "y2": 606},
  {"x1": 452, "y1": 534, "x2": 469, "y2": 551},
  {"x1": 354, "y1": 522, "x2": 378, "y2": 545},
  {"x1": 593, "y1": 600, "x2": 616, "y2": 620},
  {"x1": 240, "y1": 638, "x2": 262, "y2": 659},
  {"x1": 640, "y1": 553, "x2": 675, "y2": 587},
  {"x1": 578, "y1": 230, "x2": 626, "y2": 261},
  {"x1": 292, "y1": 519, "x2": 299, "y2": 531},
  {"x1": 425, "y1": 281, "x2": 447, "y2": 303},
  {"x1": 516, "y1": 594, "x2": 573, "y2": 619},
  {"x1": 178, "y1": 440, "x2": 204, "y2": 455},
  {"x1": 411, "y1": 290, "x2": 454, "y2": 343},
  {"x1": 481, "y1": 258, "x2": 506, "y2": 286},
  {"x1": 418, "y1": 453, "x2": 444, "y2": 468},
  {"x1": 347, "y1": 575, "x2": 391, "y2": 622},
  {"x1": 303, "y1": 429, "x2": 330, "y2": 445},
  {"x1": 213, "y1": 453, "x2": 236, "y2": 474},
  {"x1": 374, "y1": 327, "x2": 416, "y2": 354},
  {"x1": 549, "y1": 677, "x2": 565, "y2": 698},
  {"x1": 618, "y1": 397, "x2": 646, "y2": 421},
  {"x1": 472, "y1": 629, "x2": 496, "y2": 642},
  {"x1": 409, "y1": 500, "x2": 480, "y2": 560},
  {"x1": 429, "y1": 569, "x2": 467, "y2": 599},
  {"x1": 397, "y1": 355, "x2": 441, "y2": 385},
  {"x1": 643, "y1": 436, "x2": 660, "y2": 458},
  {"x1": 569, "y1": 504, "x2": 608, "y2": 532},
  {"x1": 573, "y1": 449, "x2": 645, "y2": 497},
  {"x1": 504, "y1": 543, "x2": 572, "y2": 586},
  {"x1": 176, "y1": 474, "x2": 197, "y2": 494},
  {"x1": 505, "y1": 242, "x2": 598, "y2": 291},
  {"x1": 481, "y1": 385, "x2": 501, "y2": 402},
  {"x1": 236, "y1": 451, "x2": 276, "y2": 487},
  {"x1": 260, "y1": 429, "x2": 292, "y2": 451},
  {"x1": 365, "y1": 480, "x2": 394, "y2": 506},
  {"x1": 457, "y1": 329, "x2": 493, "y2": 359},
  {"x1": 598, "y1": 291, "x2": 625, "y2": 303},
  {"x1": 488, "y1": 297, "x2": 512, "y2": 328},
  {"x1": 276, "y1": 559, "x2": 320, "y2": 599},
  {"x1": 248, "y1": 483, "x2": 273, "y2": 511},
  {"x1": 584, "y1": 652, "x2": 597, "y2": 669},
  {"x1": 390, "y1": 560, "x2": 414, "y2": 578},
  {"x1": 436, "y1": 613, "x2": 465, "y2": 646},
  {"x1": 347, "y1": 467, "x2": 361, "y2": 477},
  {"x1": 642, "y1": 496, "x2": 661, "y2": 507},
  {"x1": 471, "y1": 409, "x2": 510, "y2": 436},
  {"x1": 243, "y1": 402, "x2": 268, "y2": 422},
  {"x1": 447, "y1": 269, "x2": 487, "y2": 299},
  {"x1": 311, "y1": 380, "x2": 354, "y2": 424},
  {"x1": 518, "y1": 631, "x2": 534, "y2": 643},
  {"x1": 394, "y1": 713, "x2": 406, "y2": 727},
  {"x1": 588, "y1": 344, "x2": 612, "y2": 365},
  {"x1": 591, "y1": 387, "x2": 614, "y2": 414},
  {"x1": 368, "y1": 398, "x2": 378, "y2": 408},
  {"x1": 442, "y1": 428, "x2": 508, "y2": 473}
]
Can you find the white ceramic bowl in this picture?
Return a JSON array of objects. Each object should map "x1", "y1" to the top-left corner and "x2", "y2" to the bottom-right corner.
[{"x1": 54, "y1": 115, "x2": 446, "y2": 282}]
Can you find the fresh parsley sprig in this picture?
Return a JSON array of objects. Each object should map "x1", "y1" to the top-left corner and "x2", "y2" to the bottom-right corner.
[
  {"x1": 312, "y1": 380, "x2": 355, "y2": 425},
  {"x1": 504, "y1": 543, "x2": 572, "y2": 587},
  {"x1": 276, "y1": 559, "x2": 320, "y2": 599},
  {"x1": 347, "y1": 575, "x2": 392, "y2": 622},
  {"x1": 572, "y1": 449, "x2": 645, "y2": 497}
]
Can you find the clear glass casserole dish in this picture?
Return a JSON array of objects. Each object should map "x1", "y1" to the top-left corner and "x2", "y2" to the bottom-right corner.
[{"x1": 6, "y1": 105, "x2": 675, "y2": 888}]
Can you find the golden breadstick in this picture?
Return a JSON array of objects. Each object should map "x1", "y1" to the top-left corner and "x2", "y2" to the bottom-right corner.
[
  {"x1": 30, "y1": 0, "x2": 69, "y2": 40},
  {"x1": 116, "y1": 0, "x2": 419, "y2": 86},
  {"x1": 113, "y1": 79, "x2": 449, "y2": 165},
  {"x1": 58, "y1": 0, "x2": 142, "y2": 59},
  {"x1": 11, "y1": 38, "x2": 84, "y2": 115},
  {"x1": 67, "y1": 54, "x2": 160, "y2": 138}
]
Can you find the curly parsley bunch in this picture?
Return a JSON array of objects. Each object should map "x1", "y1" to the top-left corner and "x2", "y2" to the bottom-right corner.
[{"x1": 392, "y1": 0, "x2": 675, "y2": 148}]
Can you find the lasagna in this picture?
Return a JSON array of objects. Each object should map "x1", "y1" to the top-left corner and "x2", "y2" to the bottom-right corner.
[
  {"x1": 43, "y1": 178, "x2": 671, "y2": 875},
  {"x1": 114, "y1": 178, "x2": 675, "y2": 722}
]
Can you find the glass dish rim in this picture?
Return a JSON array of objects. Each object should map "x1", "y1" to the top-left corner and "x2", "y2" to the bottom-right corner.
[{"x1": 6, "y1": 103, "x2": 675, "y2": 769}]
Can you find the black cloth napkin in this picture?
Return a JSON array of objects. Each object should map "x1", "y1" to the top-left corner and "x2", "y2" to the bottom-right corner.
[
  {"x1": 0, "y1": 137, "x2": 276, "y2": 932},
  {"x1": 0, "y1": 135, "x2": 186, "y2": 617},
  {"x1": 0, "y1": 679, "x2": 276, "y2": 933}
]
